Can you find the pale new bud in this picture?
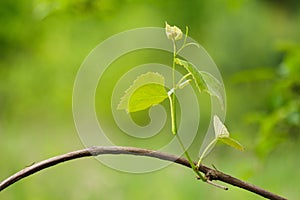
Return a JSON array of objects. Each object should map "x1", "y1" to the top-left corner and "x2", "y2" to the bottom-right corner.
[{"x1": 165, "y1": 22, "x2": 183, "y2": 41}]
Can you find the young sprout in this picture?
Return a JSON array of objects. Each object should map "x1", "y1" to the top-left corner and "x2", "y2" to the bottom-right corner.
[
  {"x1": 118, "y1": 22, "x2": 244, "y2": 188},
  {"x1": 165, "y1": 22, "x2": 183, "y2": 41}
]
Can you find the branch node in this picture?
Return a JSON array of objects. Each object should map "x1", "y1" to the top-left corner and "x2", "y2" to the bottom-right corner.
[{"x1": 205, "y1": 169, "x2": 219, "y2": 181}]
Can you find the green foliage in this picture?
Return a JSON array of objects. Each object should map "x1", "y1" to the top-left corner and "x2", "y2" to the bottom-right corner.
[
  {"x1": 218, "y1": 137, "x2": 244, "y2": 151},
  {"x1": 118, "y1": 72, "x2": 168, "y2": 113},
  {"x1": 197, "y1": 115, "x2": 244, "y2": 167},
  {"x1": 129, "y1": 84, "x2": 168, "y2": 112},
  {"x1": 254, "y1": 45, "x2": 300, "y2": 157},
  {"x1": 200, "y1": 71, "x2": 225, "y2": 109},
  {"x1": 234, "y1": 44, "x2": 300, "y2": 157},
  {"x1": 175, "y1": 58, "x2": 224, "y2": 109},
  {"x1": 175, "y1": 58, "x2": 208, "y2": 92}
]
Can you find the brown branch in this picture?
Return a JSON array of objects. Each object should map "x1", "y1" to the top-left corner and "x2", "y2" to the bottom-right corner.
[{"x1": 0, "y1": 146, "x2": 286, "y2": 200}]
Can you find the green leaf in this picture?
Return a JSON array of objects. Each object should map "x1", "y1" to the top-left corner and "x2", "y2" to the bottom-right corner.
[
  {"x1": 218, "y1": 137, "x2": 245, "y2": 151},
  {"x1": 129, "y1": 84, "x2": 168, "y2": 112},
  {"x1": 213, "y1": 115, "x2": 244, "y2": 151},
  {"x1": 175, "y1": 58, "x2": 224, "y2": 109},
  {"x1": 175, "y1": 58, "x2": 208, "y2": 92},
  {"x1": 117, "y1": 72, "x2": 168, "y2": 113},
  {"x1": 213, "y1": 115, "x2": 229, "y2": 138},
  {"x1": 200, "y1": 71, "x2": 225, "y2": 109}
]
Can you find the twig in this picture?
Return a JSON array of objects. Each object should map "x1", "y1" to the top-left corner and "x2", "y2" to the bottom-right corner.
[{"x1": 0, "y1": 146, "x2": 287, "y2": 200}]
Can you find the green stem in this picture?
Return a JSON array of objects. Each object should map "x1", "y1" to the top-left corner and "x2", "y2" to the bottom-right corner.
[
  {"x1": 176, "y1": 26, "x2": 188, "y2": 55},
  {"x1": 197, "y1": 138, "x2": 218, "y2": 168},
  {"x1": 176, "y1": 72, "x2": 191, "y2": 89},
  {"x1": 168, "y1": 95, "x2": 176, "y2": 135},
  {"x1": 170, "y1": 34, "x2": 204, "y2": 181},
  {"x1": 176, "y1": 135, "x2": 206, "y2": 181},
  {"x1": 171, "y1": 36, "x2": 204, "y2": 180},
  {"x1": 171, "y1": 39, "x2": 177, "y2": 135}
]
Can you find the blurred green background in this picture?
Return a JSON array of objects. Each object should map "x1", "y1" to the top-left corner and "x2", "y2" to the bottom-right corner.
[{"x1": 1, "y1": 0, "x2": 300, "y2": 199}]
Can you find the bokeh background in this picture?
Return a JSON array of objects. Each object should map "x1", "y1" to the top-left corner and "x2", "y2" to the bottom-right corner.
[{"x1": 1, "y1": 0, "x2": 300, "y2": 199}]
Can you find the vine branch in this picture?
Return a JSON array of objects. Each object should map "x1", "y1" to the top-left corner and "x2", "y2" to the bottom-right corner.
[{"x1": 0, "y1": 146, "x2": 286, "y2": 200}]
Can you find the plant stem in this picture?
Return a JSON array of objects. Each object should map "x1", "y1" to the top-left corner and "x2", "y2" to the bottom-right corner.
[
  {"x1": 171, "y1": 39, "x2": 177, "y2": 135},
  {"x1": 176, "y1": 73, "x2": 191, "y2": 89},
  {"x1": 197, "y1": 138, "x2": 217, "y2": 168},
  {"x1": 176, "y1": 26, "x2": 188, "y2": 55},
  {"x1": 168, "y1": 95, "x2": 176, "y2": 134},
  {"x1": 170, "y1": 35, "x2": 205, "y2": 181},
  {"x1": 176, "y1": 135, "x2": 206, "y2": 181}
]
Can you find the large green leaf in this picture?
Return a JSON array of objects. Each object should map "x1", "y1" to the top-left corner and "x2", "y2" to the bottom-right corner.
[
  {"x1": 128, "y1": 84, "x2": 168, "y2": 112},
  {"x1": 117, "y1": 72, "x2": 168, "y2": 113},
  {"x1": 175, "y1": 58, "x2": 208, "y2": 93}
]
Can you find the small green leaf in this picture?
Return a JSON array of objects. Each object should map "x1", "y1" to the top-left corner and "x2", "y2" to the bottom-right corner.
[
  {"x1": 213, "y1": 115, "x2": 244, "y2": 151},
  {"x1": 175, "y1": 58, "x2": 208, "y2": 93},
  {"x1": 218, "y1": 137, "x2": 244, "y2": 151},
  {"x1": 117, "y1": 72, "x2": 168, "y2": 113},
  {"x1": 213, "y1": 115, "x2": 229, "y2": 138},
  {"x1": 200, "y1": 71, "x2": 225, "y2": 109},
  {"x1": 175, "y1": 59, "x2": 224, "y2": 109}
]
